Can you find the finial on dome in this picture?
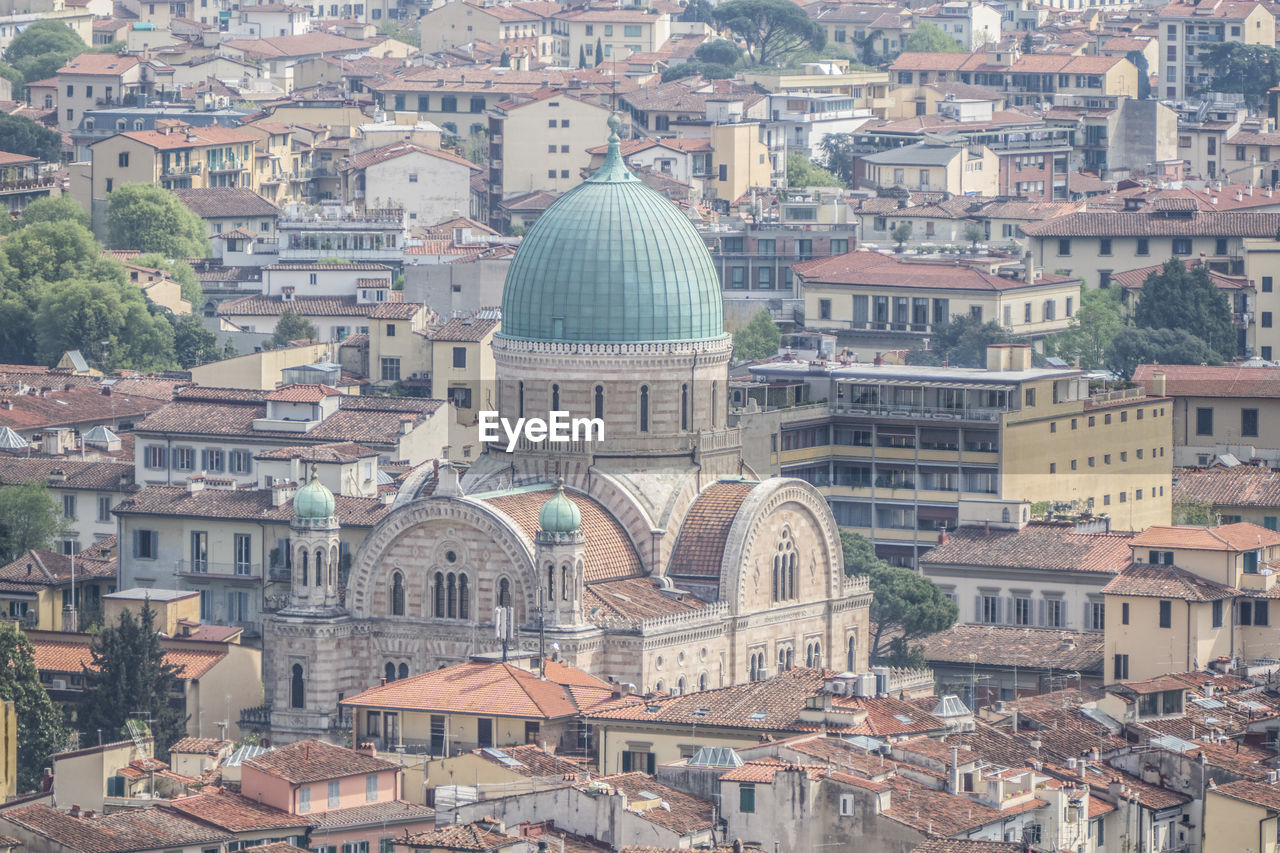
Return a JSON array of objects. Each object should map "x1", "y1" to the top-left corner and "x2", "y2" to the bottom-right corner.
[{"x1": 587, "y1": 112, "x2": 637, "y2": 184}]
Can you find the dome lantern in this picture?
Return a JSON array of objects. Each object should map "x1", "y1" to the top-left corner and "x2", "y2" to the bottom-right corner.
[{"x1": 293, "y1": 462, "x2": 336, "y2": 521}]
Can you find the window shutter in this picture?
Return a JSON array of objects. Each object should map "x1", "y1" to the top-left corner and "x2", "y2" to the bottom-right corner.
[
  {"x1": 621, "y1": 751, "x2": 632, "y2": 772},
  {"x1": 974, "y1": 594, "x2": 983, "y2": 622},
  {"x1": 646, "y1": 752, "x2": 656, "y2": 774},
  {"x1": 1038, "y1": 599, "x2": 1046, "y2": 627},
  {"x1": 1083, "y1": 601, "x2": 1092, "y2": 630},
  {"x1": 131, "y1": 529, "x2": 140, "y2": 557}
]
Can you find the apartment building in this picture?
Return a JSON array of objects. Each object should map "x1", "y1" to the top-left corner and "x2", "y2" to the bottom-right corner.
[
  {"x1": 418, "y1": 0, "x2": 561, "y2": 61},
  {"x1": 702, "y1": 220, "x2": 855, "y2": 295},
  {"x1": 54, "y1": 53, "x2": 147, "y2": 133},
  {"x1": 916, "y1": 1, "x2": 1002, "y2": 50},
  {"x1": 748, "y1": 344, "x2": 1173, "y2": 566},
  {"x1": 808, "y1": 5, "x2": 908, "y2": 60},
  {"x1": 0, "y1": 151, "x2": 56, "y2": 217},
  {"x1": 1103, "y1": 522, "x2": 1280, "y2": 682},
  {"x1": 1135, "y1": 363, "x2": 1280, "y2": 467},
  {"x1": 1172, "y1": 463, "x2": 1280, "y2": 528},
  {"x1": 888, "y1": 52, "x2": 1141, "y2": 108},
  {"x1": 338, "y1": 142, "x2": 478, "y2": 226},
  {"x1": 560, "y1": 8, "x2": 670, "y2": 64},
  {"x1": 794, "y1": 251, "x2": 1080, "y2": 346},
  {"x1": 0, "y1": 539, "x2": 116, "y2": 632},
  {"x1": 1157, "y1": 0, "x2": 1274, "y2": 102},
  {"x1": 429, "y1": 314, "x2": 498, "y2": 429},
  {"x1": 1112, "y1": 259, "x2": 1254, "y2": 359},
  {"x1": 858, "y1": 142, "x2": 999, "y2": 195}
]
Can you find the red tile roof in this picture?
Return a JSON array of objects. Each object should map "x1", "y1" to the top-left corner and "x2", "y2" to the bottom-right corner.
[
  {"x1": 921, "y1": 523, "x2": 1134, "y2": 574},
  {"x1": 432, "y1": 316, "x2": 499, "y2": 342},
  {"x1": 29, "y1": 632, "x2": 227, "y2": 679},
  {"x1": 2, "y1": 804, "x2": 232, "y2": 853},
  {"x1": 217, "y1": 293, "x2": 413, "y2": 318},
  {"x1": 264, "y1": 383, "x2": 341, "y2": 402},
  {"x1": 113, "y1": 486, "x2": 390, "y2": 527},
  {"x1": 793, "y1": 251, "x2": 1075, "y2": 291},
  {"x1": 668, "y1": 480, "x2": 757, "y2": 579},
  {"x1": 1101, "y1": 562, "x2": 1239, "y2": 601},
  {"x1": 1134, "y1": 363, "x2": 1280, "y2": 399},
  {"x1": 1172, "y1": 464, "x2": 1280, "y2": 508},
  {"x1": 1021, "y1": 211, "x2": 1280, "y2": 238},
  {"x1": 58, "y1": 53, "x2": 141, "y2": 76},
  {"x1": 166, "y1": 790, "x2": 314, "y2": 832},
  {"x1": 1130, "y1": 522, "x2": 1280, "y2": 551},
  {"x1": 243, "y1": 739, "x2": 399, "y2": 784},
  {"x1": 341, "y1": 142, "x2": 479, "y2": 173}
]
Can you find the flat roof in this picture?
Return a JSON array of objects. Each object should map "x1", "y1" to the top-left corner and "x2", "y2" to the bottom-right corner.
[
  {"x1": 749, "y1": 360, "x2": 1084, "y2": 384},
  {"x1": 104, "y1": 587, "x2": 200, "y2": 602}
]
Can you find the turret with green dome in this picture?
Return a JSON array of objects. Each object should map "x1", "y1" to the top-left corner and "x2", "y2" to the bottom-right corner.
[
  {"x1": 538, "y1": 479, "x2": 581, "y2": 535},
  {"x1": 293, "y1": 464, "x2": 336, "y2": 521},
  {"x1": 499, "y1": 114, "x2": 726, "y2": 345}
]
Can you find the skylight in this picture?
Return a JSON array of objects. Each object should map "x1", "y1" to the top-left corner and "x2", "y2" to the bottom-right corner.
[{"x1": 749, "y1": 711, "x2": 767, "y2": 721}]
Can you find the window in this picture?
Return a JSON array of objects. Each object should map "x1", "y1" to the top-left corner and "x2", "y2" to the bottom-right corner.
[
  {"x1": 1266, "y1": 276, "x2": 1274, "y2": 293},
  {"x1": 299, "y1": 786, "x2": 310, "y2": 812},
  {"x1": 639, "y1": 385, "x2": 649, "y2": 432},
  {"x1": 1173, "y1": 237, "x2": 1192, "y2": 255},
  {"x1": 234, "y1": 533, "x2": 252, "y2": 575},
  {"x1": 1137, "y1": 237, "x2": 1149, "y2": 255},
  {"x1": 1196, "y1": 407, "x2": 1214, "y2": 436},
  {"x1": 1159, "y1": 600, "x2": 1172, "y2": 628},
  {"x1": 981, "y1": 593, "x2": 1000, "y2": 624},
  {"x1": 328, "y1": 780, "x2": 340, "y2": 808},
  {"x1": 291, "y1": 663, "x2": 305, "y2": 709},
  {"x1": 1100, "y1": 238, "x2": 1112, "y2": 255},
  {"x1": 144, "y1": 445, "x2": 167, "y2": 469},
  {"x1": 133, "y1": 530, "x2": 158, "y2": 559},
  {"x1": 477, "y1": 717, "x2": 493, "y2": 748},
  {"x1": 1088, "y1": 601, "x2": 1105, "y2": 631},
  {"x1": 1121, "y1": 602, "x2": 1129, "y2": 625},
  {"x1": 391, "y1": 572, "x2": 405, "y2": 616},
  {"x1": 118, "y1": 152, "x2": 129, "y2": 168},
  {"x1": 1244, "y1": 408, "x2": 1259, "y2": 437},
  {"x1": 1114, "y1": 654, "x2": 1129, "y2": 680},
  {"x1": 1045, "y1": 598, "x2": 1064, "y2": 628},
  {"x1": 1213, "y1": 599, "x2": 1223, "y2": 628},
  {"x1": 201, "y1": 449, "x2": 224, "y2": 472},
  {"x1": 1058, "y1": 238, "x2": 1071, "y2": 255},
  {"x1": 62, "y1": 493, "x2": 76, "y2": 520},
  {"x1": 1014, "y1": 596, "x2": 1032, "y2": 626},
  {"x1": 97, "y1": 495, "x2": 112, "y2": 523},
  {"x1": 819, "y1": 299, "x2": 832, "y2": 320},
  {"x1": 366, "y1": 774, "x2": 378, "y2": 803},
  {"x1": 452, "y1": 346, "x2": 467, "y2": 368},
  {"x1": 380, "y1": 357, "x2": 401, "y2": 382},
  {"x1": 739, "y1": 784, "x2": 755, "y2": 813}
]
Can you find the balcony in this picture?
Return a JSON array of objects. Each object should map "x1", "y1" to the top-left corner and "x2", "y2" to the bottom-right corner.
[
  {"x1": 162, "y1": 163, "x2": 202, "y2": 176},
  {"x1": 0, "y1": 176, "x2": 55, "y2": 194},
  {"x1": 832, "y1": 402, "x2": 1005, "y2": 422},
  {"x1": 176, "y1": 559, "x2": 262, "y2": 580},
  {"x1": 208, "y1": 158, "x2": 247, "y2": 173}
]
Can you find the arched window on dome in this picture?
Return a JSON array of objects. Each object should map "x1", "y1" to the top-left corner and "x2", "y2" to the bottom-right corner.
[
  {"x1": 446, "y1": 573, "x2": 457, "y2": 618},
  {"x1": 681, "y1": 384, "x2": 688, "y2": 430},
  {"x1": 547, "y1": 564, "x2": 555, "y2": 603},
  {"x1": 594, "y1": 385, "x2": 604, "y2": 420},
  {"x1": 290, "y1": 664, "x2": 305, "y2": 709},
  {"x1": 498, "y1": 577, "x2": 511, "y2": 608},
  {"x1": 385, "y1": 662, "x2": 396, "y2": 682},
  {"x1": 459, "y1": 574, "x2": 470, "y2": 619},
  {"x1": 561, "y1": 565, "x2": 569, "y2": 600},
  {"x1": 391, "y1": 572, "x2": 405, "y2": 616},
  {"x1": 314, "y1": 550, "x2": 324, "y2": 586},
  {"x1": 433, "y1": 572, "x2": 445, "y2": 617},
  {"x1": 552, "y1": 384, "x2": 560, "y2": 411},
  {"x1": 774, "y1": 534, "x2": 797, "y2": 602},
  {"x1": 639, "y1": 385, "x2": 649, "y2": 432},
  {"x1": 398, "y1": 663, "x2": 408, "y2": 680},
  {"x1": 300, "y1": 550, "x2": 309, "y2": 586},
  {"x1": 518, "y1": 381, "x2": 525, "y2": 418}
]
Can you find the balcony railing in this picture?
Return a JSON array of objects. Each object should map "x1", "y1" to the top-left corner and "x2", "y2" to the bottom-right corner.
[
  {"x1": 176, "y1": 559, "x2": 261, "y2": 578},
  {"x1": 0, "y1": 176, "x2": 55, "y2": 194},
  {"x1": 162, "y1": 164, "x2": 202, "y2": 176},
  {"x1": 831, "y1": 402, "x2": 1005, "y2": 422},
  {"x1": 208, "y1": 158, "x2": 246, "y2": 173}
]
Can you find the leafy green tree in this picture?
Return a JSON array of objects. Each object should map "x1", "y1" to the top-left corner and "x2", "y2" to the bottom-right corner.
[
  {"x1": 5, "y1": 21, "x2": 86, "y2": 87},
  {"x1": 105, "y1": 184, "x2": 209, "y2": 258},
  {"x1": 168, "y1": 314, "x2": 221, "y2": 369},
  {"x1": 0, "y1": 113, "x2": 62, "y2": 162},
  {"x1": 463, "y1": 129, "x2": 488, "y2": 165},
  {"x1": 135, "y1": 253, "x2": 202, "y2": 307},
  {"x1": 906, "y1": 314, "x2": 1015, "y2": 368},
  {"x1": 0, "y1": 63, "x2": 21, "y2": 92},
  {"x1": 662, "y1": 61, "x2": 737, "y2": 81},
  {"x1": 77, "y1": 603, "x2": 187, "y2": 761},
  {"x1": 902, "y1": 22, "x2": 962, "y2": 53},
  {"x1": 0, "y1": 624, "x2": 67, "y2": 791},
  {"x1": 732, "y1": 309, "x2": 781, "y2": 360},
  {"x1": 853, "y1": 28, "x2": 884, "y2": 65},
  {"x1": 786, "y1": 151, "x2": 842, "y2": 188},
  {"x1": 890, "y1": 221, "x2": 913, "y2": 251},
  {"x1": 695, "y1": 39, "x2": 743, "y2": 66},
  {"x1": 963, "y1": 222, "x2": 984, "y2": 251},
  {"x1": 679, "y1": 0, "x2": 714, "y2": 22},
  {"x1": 1134, "y1": 258, "x2": 1236, "y2": 359},
  {"x1": 578, "y1": 45, "x2": 586, "y2": 68},
  {"x1": 1045, "y1": 286, "x2": 1124, "y2": 370},
  {"x1": 273, "y1": 310, "x2": 318, "y2": 346},
  {"x1": 19, "y1": 194, "x2": 88, "y2": 229},
  {"x1": 0, "y1": 220, "x2": 115, "y2": 293},
  {"x1": 34, "y1": 277, "x2": 176, "y2": 370},
  {"x1": 818, "y1": 133, "x2": 856, "y2": 185},
  {"x1": 1021, "y1": 31, "x2": 1033, "y2": 54},
  {"x1": 595, "y1": 37, "x2": 604, "y2": 66},
  {"x1": 1199, "y1": 42, "x2": 1280, "y2": 105},
  {"x1": 841, "y1": 532, "x2": 957, "y2": 662},
  {"x1": 0, "y1": 481, "x2": 69, "y2": 563},
  {"x1": 712, "y1": 0, "x2": 825, "y2": 65},
  {"x1": 376, "y1": 18, "x2": 420, "y2": 48},
  {"x1": 1173, "y1": 500, "x2": 1217, "y2": 526},
  {"x1": 1105, "y1": 327, "x2": 1223, "y2": 380}
]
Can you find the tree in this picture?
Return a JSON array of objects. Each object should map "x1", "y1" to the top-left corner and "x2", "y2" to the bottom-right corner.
[
  {"x1": 0, "y1": 482, "x2": 69, "y2": 563},
  {"x1": 5, "y1": 21, "x2": 87, "y2": 87},
  {"x1": 463, "y1": 129, "x2": 488, "y2": 165},
  {"x1": 578, "y1": 45, "x2": 586, "y2": 68},
  {"x1": 19, "y1": 194, "x2": 88, "y2": 229},
  {"x1": 34, "y1": 277, "x2": 177, "y2": 370},
  {"x1": 679, "y1": 0, "x2": 714, "y2": 22},
  {"x1": 1045, "y1": 286, "x2": 1123, "y2": 369},
  {"x1": 0, "y1": 624, "x2": 67, "y2": 791},
  {"x1": 105, "y1": 184, "x2": 209, "y2": 258},
  {"x1": 963, "y1": 221, "x2": 984, "y2": 251},
  {"x1": 818, "y1": 133, "x2": 856, "y2": 186},
  {"x1": 1199, "y1": 42, "x2": 1280, "y2": 105},
  {"x1": 1128, "y1": 49, "x2": 1151, "y2": 99},
  {"x1": 595, "y1": 37, "x2": 604, "y2": 66},
  {"x1": 168, "y1": 314, "x2": 221, "y2": 369},
  {"x1": 77, "y1": 603, "x2": 186, "y2": 761},
  {"x1": 499, "y1": 49, "x2": 511, "y2": 68},
  {"x1": 906, "y1": 313, "x2": 1015, "y2": 368},
  {"x1": 1021, "y1": 31, "x2": 1033, "y2": 54},
  {"x1": 0, "y1": 113, "x2": 62, "y2": 162},
  {"x1": 902, "y1": 21, "x2": 962, "y2": 53},
  {"x1": 273, "y1": 310, "x2": 318, "y2": 346},
  {"x1": 890, "y1": 221, "x2": 913, "y2": 251},
  {"x1": 712, "y1": 0, "x2": 825, "y2": 66},
  {"x1": 841, "y1": 532, "x2": 957, "y2": 662},
  {"x1": 1134, "y1": 258, "x2": 1236, "y2": 359},
  {"x1": 786, "y1": 151, "x2": 842, "y2": 188},
  {"x1": 1105, "y1": 327, "x2": 1223, "y2": 380},
  {"x1": 695, "y1": 39, "x2": 743, "y2": 67},
  {"x1": 732, "y1": 309, "x2": 781, "y2": 360},
  {"x1": 1173, "y1": 500, "x2": 1218, "y2": 526},
  {"x1": 662, "y1": 61, "x2": 737, "y2": 82}
]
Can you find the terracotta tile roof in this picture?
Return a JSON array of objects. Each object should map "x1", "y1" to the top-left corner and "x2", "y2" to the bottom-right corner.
[
  {"x1": 0, "y1": 548, "x2": 116, "y2": 592},
  {"x1": 838, "y1": 695, "x2": 945, "y2": 737},
  {"x1": 480, "y1": 484, "x2": 644, "y2": 583},
  {"x1": 668, "y1": 480, "x2": 757, "y2": 579},
  {"x1": 918, "y1": 625, "x2": 1105, "y2": 673},
  {"x1": 909, "y1": 842, "x2": 1026, "y2": 853},
  {"x1": 432, "y1": 316, "x2": 499, "y2": 342},
  {"x1": 29, "y1": 632, "x2": 227, "y2": 679},
  {"x1": 1130, "y1": 522, "x2": 1280, "y2": 551},
  {"x1": 881, "y1": 775, "x2": 1011, "y2": 836},
  {"x1": 304, "y1": 799, "x2": 436, "y2": 830},
  {"x1": 921, "y1": 523, "x2": 1133, "y2": 574},
  {"x1": 222, "y1": 32, "x2": 368, "y2": 59},
  {"x1": 1158, "y1": 0, "x2": 1262, "y2": 17},
  {"x1": 58, "y1": 53, "x2": 141, "y2": 76},
  {"x1": 170, "y1": 737, "x2": 230, "y2": 755},
  {"x1": 1111, "y1": 258, "x2": 1249, "y2": 291},
  {"x1": 583, "y1": 576, "x2": 707, "y2": 623},
  {"x1": 0, "y1": 386, "x2": 164, "y2": 433},
  {"x1": 110, "y1": 125, "x2": 260, "y2": 152},
  {"x1": 263, "y1": 263, "x2": 393, "y2": 272},
  {"x1": 474, "y1": 743, "x2": 592, "y2": 778},
  {"x1": 244, "y1": 739, "x2": 399, "y2": 784},
  {"x1": 0, "y1": 458, "x2": 133, "y2": 492},
  {"x1": 718, "y1": 757, "x2": 824, "y2": 783},
  {"x1": 1211, "y1": 779, "x2": 1280, "y2": 809},
  {"x1": 2, "y1": 804, "x2": 232, "y2": 852},
  {"x1": 113, "y1": 486, "x2": 390, "y2": 527},
  {"x1": 401, "y1": 821, "x2": 520, "y2": 851},
  {"x1": 0, "y1": 151, "x2": 37, "y2": 166},
  {"x1": 889, "y1": 51, "x2": 988, "y2": 72},
  {"x1": 1134, "y1": 363, "x2": 1280, "y2": 399},
  {"x1": 1173, "y1": 465, "x2": 1280, "y2": 508},
  {"x1": 583, "y1": 773, "x2": 715, "y2": 835},
  {"x1": 218, "y1": 293, "x2": 410, "y2": 318},
  {"x1": 341, "y1": 142, "x2": 479, "y2": 173},
  {"x1": 1102, "y1": 562, "x2": 1239, "y2": 601},
  {"x1": 264, "y1": 383, "x2": 341, "y2": 402},
  {"x1": 254, "y1": 441, "x2": 378, "y2": 463},
  {"x1": 340, "y1": 661, "x2": 611, "y2": 718},
  {"x1": 166, "y1": 790, "x2": 313, "y2": 832},
  {"x1": 793, "y1": 251, "x2": 1075, "y2": 291},
  {"x1": 1021, "y1": 211, "x2": 1280, "y2": 237},
  {"x1": 171, "y1": 187, "x2": 280, "y2": 218}
]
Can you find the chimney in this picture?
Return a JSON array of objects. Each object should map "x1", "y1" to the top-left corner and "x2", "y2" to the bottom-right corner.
[
  {"x1": 1150, "y1": 369, "x2": 1167, "y2": 397},
  {"x1": 187, "y1": 475, "x2": 205, "y2": 494},
  {"x1": 1203, "y1": 680, "x2": 1214, "y2": 698},
  {"x1": 949, "y1": 746, "x2": 961, "y2": 793},
  {"x1": 69, "y1": 805, "x2": 80, "y2": 817},
  {"x1": 1023, "y1": 250, "x2": 1036, "y2": 283}
]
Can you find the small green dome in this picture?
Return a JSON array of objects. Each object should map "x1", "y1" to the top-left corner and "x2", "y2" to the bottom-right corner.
[
  {"x1": 294, "y1": 467, "x2": 336, "y2": 520},
  {"x1": 499, "y1": 115, "x2": 725, "y2": 344},
  {"x1": 539, "y1": 480, "x2": 581, "y2": 534}
]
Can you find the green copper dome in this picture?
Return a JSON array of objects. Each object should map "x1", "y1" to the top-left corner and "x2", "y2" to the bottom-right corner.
[
  {"x1": 500, "y1": 115, "x2": 725, "y2": 344},
  {"x1": 294, "y1": 466, "x2": 336, "y2": 520},
  {"x1": 539, "y1": 480, "x2": 581, "y2": 534}
]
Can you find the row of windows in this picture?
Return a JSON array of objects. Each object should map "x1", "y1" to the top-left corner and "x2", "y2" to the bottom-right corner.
[
  {"x1": 1048, "y1": 448, "x2": 1165, "y2": 472},
  {"x1": 1120, "y1": 598, "x2": 1268, "y2": 629},
  {"x1": 1196, "y1": 406, "x2": 1260, "y2": 437},
  {"x1": 61, "y1": 494, "x2": 115, "y2": 524},
  {"x1": 975, "y1": 592, "x2": 1100, "y2": 629},
  {"x1": 1060, "y1": 237, "x2": 1225, "y2": 256},
  {"x1": 749, "y1": 637, "x2": 857, "y2": 681},
  {"x1": 516, "y1": 382, "x2": 699, "y2": 431},
  {"x1": 142, "y1": 445, "x2": 254, "y2": 474}
]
